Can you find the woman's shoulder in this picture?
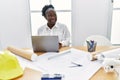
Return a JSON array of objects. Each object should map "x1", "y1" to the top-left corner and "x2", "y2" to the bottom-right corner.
[
  {"x1": 56, "y1": 22, "x2": 67, "y2": 28},
  {"x1": 38, "y1": 24, "x2": 47, "y2": 30}
]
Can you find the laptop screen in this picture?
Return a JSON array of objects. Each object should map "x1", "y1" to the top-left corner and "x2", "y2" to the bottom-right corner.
[{"x1": 31, "y1": 36, "x2": 59, "y2": 52}]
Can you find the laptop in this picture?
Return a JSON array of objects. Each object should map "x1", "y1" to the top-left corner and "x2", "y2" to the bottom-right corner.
[{"x1": 31, "y1": 36, "x2": 59, "y2": 52}]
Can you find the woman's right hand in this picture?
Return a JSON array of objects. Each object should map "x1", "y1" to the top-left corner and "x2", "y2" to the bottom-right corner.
[{"x1": 59, "y1": 43, "x2": 62, "y2": 49}]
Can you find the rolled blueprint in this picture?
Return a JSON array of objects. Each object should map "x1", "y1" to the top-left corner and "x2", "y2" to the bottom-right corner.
[
  {"x1": 96, "y1": 48, "x2": 120, "y2": 61},
  {"x1": 89, "y1": 47, "x2": 120, "y2": 61},
  {"x1": 7, "y1": 46, "x2": 38, "y2": 61}
]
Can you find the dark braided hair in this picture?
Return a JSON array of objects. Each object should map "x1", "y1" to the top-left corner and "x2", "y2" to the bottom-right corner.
[{"x1": 42, "y1": 4, "x2": 54, "y2": 17}]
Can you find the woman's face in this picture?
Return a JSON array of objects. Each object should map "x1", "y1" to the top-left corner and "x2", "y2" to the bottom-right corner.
[{"x1": 45, "y1": 10, "x2": 57, "y2": 25}]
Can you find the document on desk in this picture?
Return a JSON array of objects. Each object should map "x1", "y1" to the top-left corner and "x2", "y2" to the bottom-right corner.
[
  {"x1": 36, "y1": 48, "x2": 102, "y2": 80},
  {"x1": 99, "y1": 48, "x2": 120, "y2": 58}
]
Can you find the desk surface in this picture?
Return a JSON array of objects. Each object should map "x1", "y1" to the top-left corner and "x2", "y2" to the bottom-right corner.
[{"x1": 15, "y1": 46, "x2": 119, "y2": 80}]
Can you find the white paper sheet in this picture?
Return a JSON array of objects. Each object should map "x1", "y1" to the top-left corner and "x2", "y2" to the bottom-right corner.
[
  {"x1": 100, "y1": 48, "x2": 120, "y2": 58},
  {"x1": 36, "y1": 48, "x2": 102, "y2": 80}
]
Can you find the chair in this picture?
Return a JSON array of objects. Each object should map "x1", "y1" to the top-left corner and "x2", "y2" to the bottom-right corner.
[{"x1": 84, "y1": 35, "x2": 112, "y2": 46}]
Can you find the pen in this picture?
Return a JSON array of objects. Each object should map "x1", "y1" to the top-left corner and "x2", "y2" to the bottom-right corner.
[
  {"x1": 90, "y1": 40, "x2": 94, "y2": 48},
  {"x1": 69, "y1": 62, "x2": 82, "y2": 68},
  {"x1": 86, "y1": 40, "x2": 93, "y2": 48},
  {"x1": 86, "y1": 40, "x2": 91, "y2": 46},
  {"x1": 86, "y1": 40, "x2": 93, "y2": 51}
]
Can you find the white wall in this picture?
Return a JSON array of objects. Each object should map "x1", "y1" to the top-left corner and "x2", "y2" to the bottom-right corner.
[
  {"x1": 0, "y1": 0, "x2": 112, "y2": 49},
  {"x1": 0, "y1": 0, "x2": 32, "y2": 50},
  {"x1": 72, "y1": 0, "x2": 111, "y2": 46}
]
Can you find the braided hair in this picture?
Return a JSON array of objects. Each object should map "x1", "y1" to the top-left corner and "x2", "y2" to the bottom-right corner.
[{"x1": 42, "y1": 4, "x2": 54, "y2": 17}]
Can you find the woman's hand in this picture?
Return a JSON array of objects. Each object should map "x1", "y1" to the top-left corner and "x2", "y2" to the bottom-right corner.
[{"x1": 59, "y1": 43, "x2": 62, "y2": 49}]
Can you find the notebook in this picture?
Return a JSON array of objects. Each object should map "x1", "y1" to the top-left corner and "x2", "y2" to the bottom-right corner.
[{"x1": 31, "y1": 36, "x2": 59, "y2": 52}]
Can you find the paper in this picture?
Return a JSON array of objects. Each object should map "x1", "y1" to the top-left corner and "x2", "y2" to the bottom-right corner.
[
  {"x1": 36, "y1": 48, "x2": 102, "y2": 80},
  {"x1": 96, "y1": 48, "x2": 120, "y2": 60},
  {"x1": 7, "y1": 46, "x2": 38, "y2": 61}
]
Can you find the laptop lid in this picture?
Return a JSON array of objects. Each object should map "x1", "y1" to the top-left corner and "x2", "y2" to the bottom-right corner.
[{"x1": 31, "y1": 36, "x2": 59, "y2": 52}]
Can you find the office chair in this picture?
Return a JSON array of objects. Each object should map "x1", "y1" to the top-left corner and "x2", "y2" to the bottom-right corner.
[{"x1": 84, "y1": 35, "x2": 112, "y2": 46}]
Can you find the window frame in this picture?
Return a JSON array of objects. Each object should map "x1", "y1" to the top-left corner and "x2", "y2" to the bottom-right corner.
[{"x1": 110, "y1": 0, "x2": 120, "y2": 45}]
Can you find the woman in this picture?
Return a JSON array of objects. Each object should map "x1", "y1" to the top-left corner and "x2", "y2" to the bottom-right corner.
[{"x1": 38, "y1": 4, "x2": 70, "y2": 48}]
